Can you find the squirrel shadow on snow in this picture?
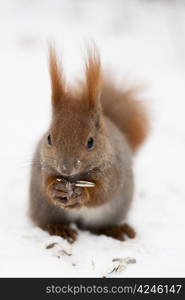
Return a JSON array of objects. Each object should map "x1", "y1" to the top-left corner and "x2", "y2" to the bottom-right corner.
[{"x1": 29, "y1": 44, "x2": 149, "y2": 243}]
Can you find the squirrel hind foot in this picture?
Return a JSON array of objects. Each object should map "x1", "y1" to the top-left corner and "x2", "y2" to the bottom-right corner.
[
  {"x1": 93, "y1": 223, "x2": 136, "y2": 241},
  {"x1": 45, "y1": 223, "x2": 78, "y2": 243}
]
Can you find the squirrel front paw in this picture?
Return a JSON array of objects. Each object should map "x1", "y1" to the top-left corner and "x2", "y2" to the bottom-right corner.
[{"x1": 47, "y1": 178, "x2": 89, "y2": 208}]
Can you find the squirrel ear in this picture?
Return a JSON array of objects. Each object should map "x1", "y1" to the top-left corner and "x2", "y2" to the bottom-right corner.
[
  {"x1": 49, "y1": 46, "x2": 66, "y2": 110},
  {"x1": 84, "y1": 44, "x2": 102, "y2": 111}
]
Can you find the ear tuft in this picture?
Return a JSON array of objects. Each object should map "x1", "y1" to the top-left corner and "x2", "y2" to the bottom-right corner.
[
  {"x1": 49, "y1": 45, "x2": 65, "y2": 109},
  {"x1": 84, "y1": 44, "x2": 101, "y2": 110}
]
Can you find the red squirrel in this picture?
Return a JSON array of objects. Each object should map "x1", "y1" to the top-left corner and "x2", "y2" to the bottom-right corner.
[{"x1": 29, "y1": 45, "x2": 149, "y2": 243}]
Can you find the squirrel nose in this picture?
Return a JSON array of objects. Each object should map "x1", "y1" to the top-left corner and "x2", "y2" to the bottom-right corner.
[{"x1": 60, "y1": 160, "x2": 79, "y2": 176}]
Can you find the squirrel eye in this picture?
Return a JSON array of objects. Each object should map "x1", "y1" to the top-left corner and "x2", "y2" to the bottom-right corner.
[
  {"x1": 86, "y1": 137, "x2": 94, "y2": 149},
  {"x1": 47, "y1": 134, "x2": 52, "y2": 146}
]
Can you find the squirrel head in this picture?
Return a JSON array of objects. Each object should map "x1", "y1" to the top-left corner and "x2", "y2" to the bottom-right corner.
[{"x1": 41, "y1": 45, "x2": 111, "y2": 177}]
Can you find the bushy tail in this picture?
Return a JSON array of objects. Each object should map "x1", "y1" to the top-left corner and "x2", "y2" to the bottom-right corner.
[{"x1": 101, "y1": 77, "x2": 149, "y2": 152}]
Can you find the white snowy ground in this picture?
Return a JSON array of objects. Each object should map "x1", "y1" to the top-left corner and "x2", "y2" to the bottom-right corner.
[{"x1": 0, "y1": 0, "x2": 185, "y2": 277}]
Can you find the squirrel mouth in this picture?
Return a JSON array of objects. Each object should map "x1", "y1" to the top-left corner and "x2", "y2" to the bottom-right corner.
[{"x1": 58, "y1": 167, "x2": 100, "y2": 183}]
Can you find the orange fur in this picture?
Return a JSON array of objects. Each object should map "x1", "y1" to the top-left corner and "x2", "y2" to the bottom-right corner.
[
  {"x1": 84, "y1": 45, "x2": 101, "y2": 110},
  {"x1": 49, "y1": 46, "x2": 66, "y2": 108},
  {"x1": 49, "y1": 45, "x2": 149, "y2": 152},
  {"x1": 101, "y1": 79, "x2": 149, "y2": 152}
]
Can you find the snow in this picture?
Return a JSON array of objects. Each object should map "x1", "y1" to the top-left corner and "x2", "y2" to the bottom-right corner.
[{"x1": 0, "y1": 0, "x2": 185, "y2": 277}]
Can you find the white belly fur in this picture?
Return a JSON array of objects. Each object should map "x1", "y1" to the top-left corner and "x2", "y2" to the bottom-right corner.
[{"x1": 65, "y1": 199, "x2": 117, "y2": 229}]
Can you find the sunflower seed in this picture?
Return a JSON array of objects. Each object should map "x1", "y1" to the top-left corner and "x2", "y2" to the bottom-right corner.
[{"x1": 75, "y1": 180, "x2": 95, "y2": 187}]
